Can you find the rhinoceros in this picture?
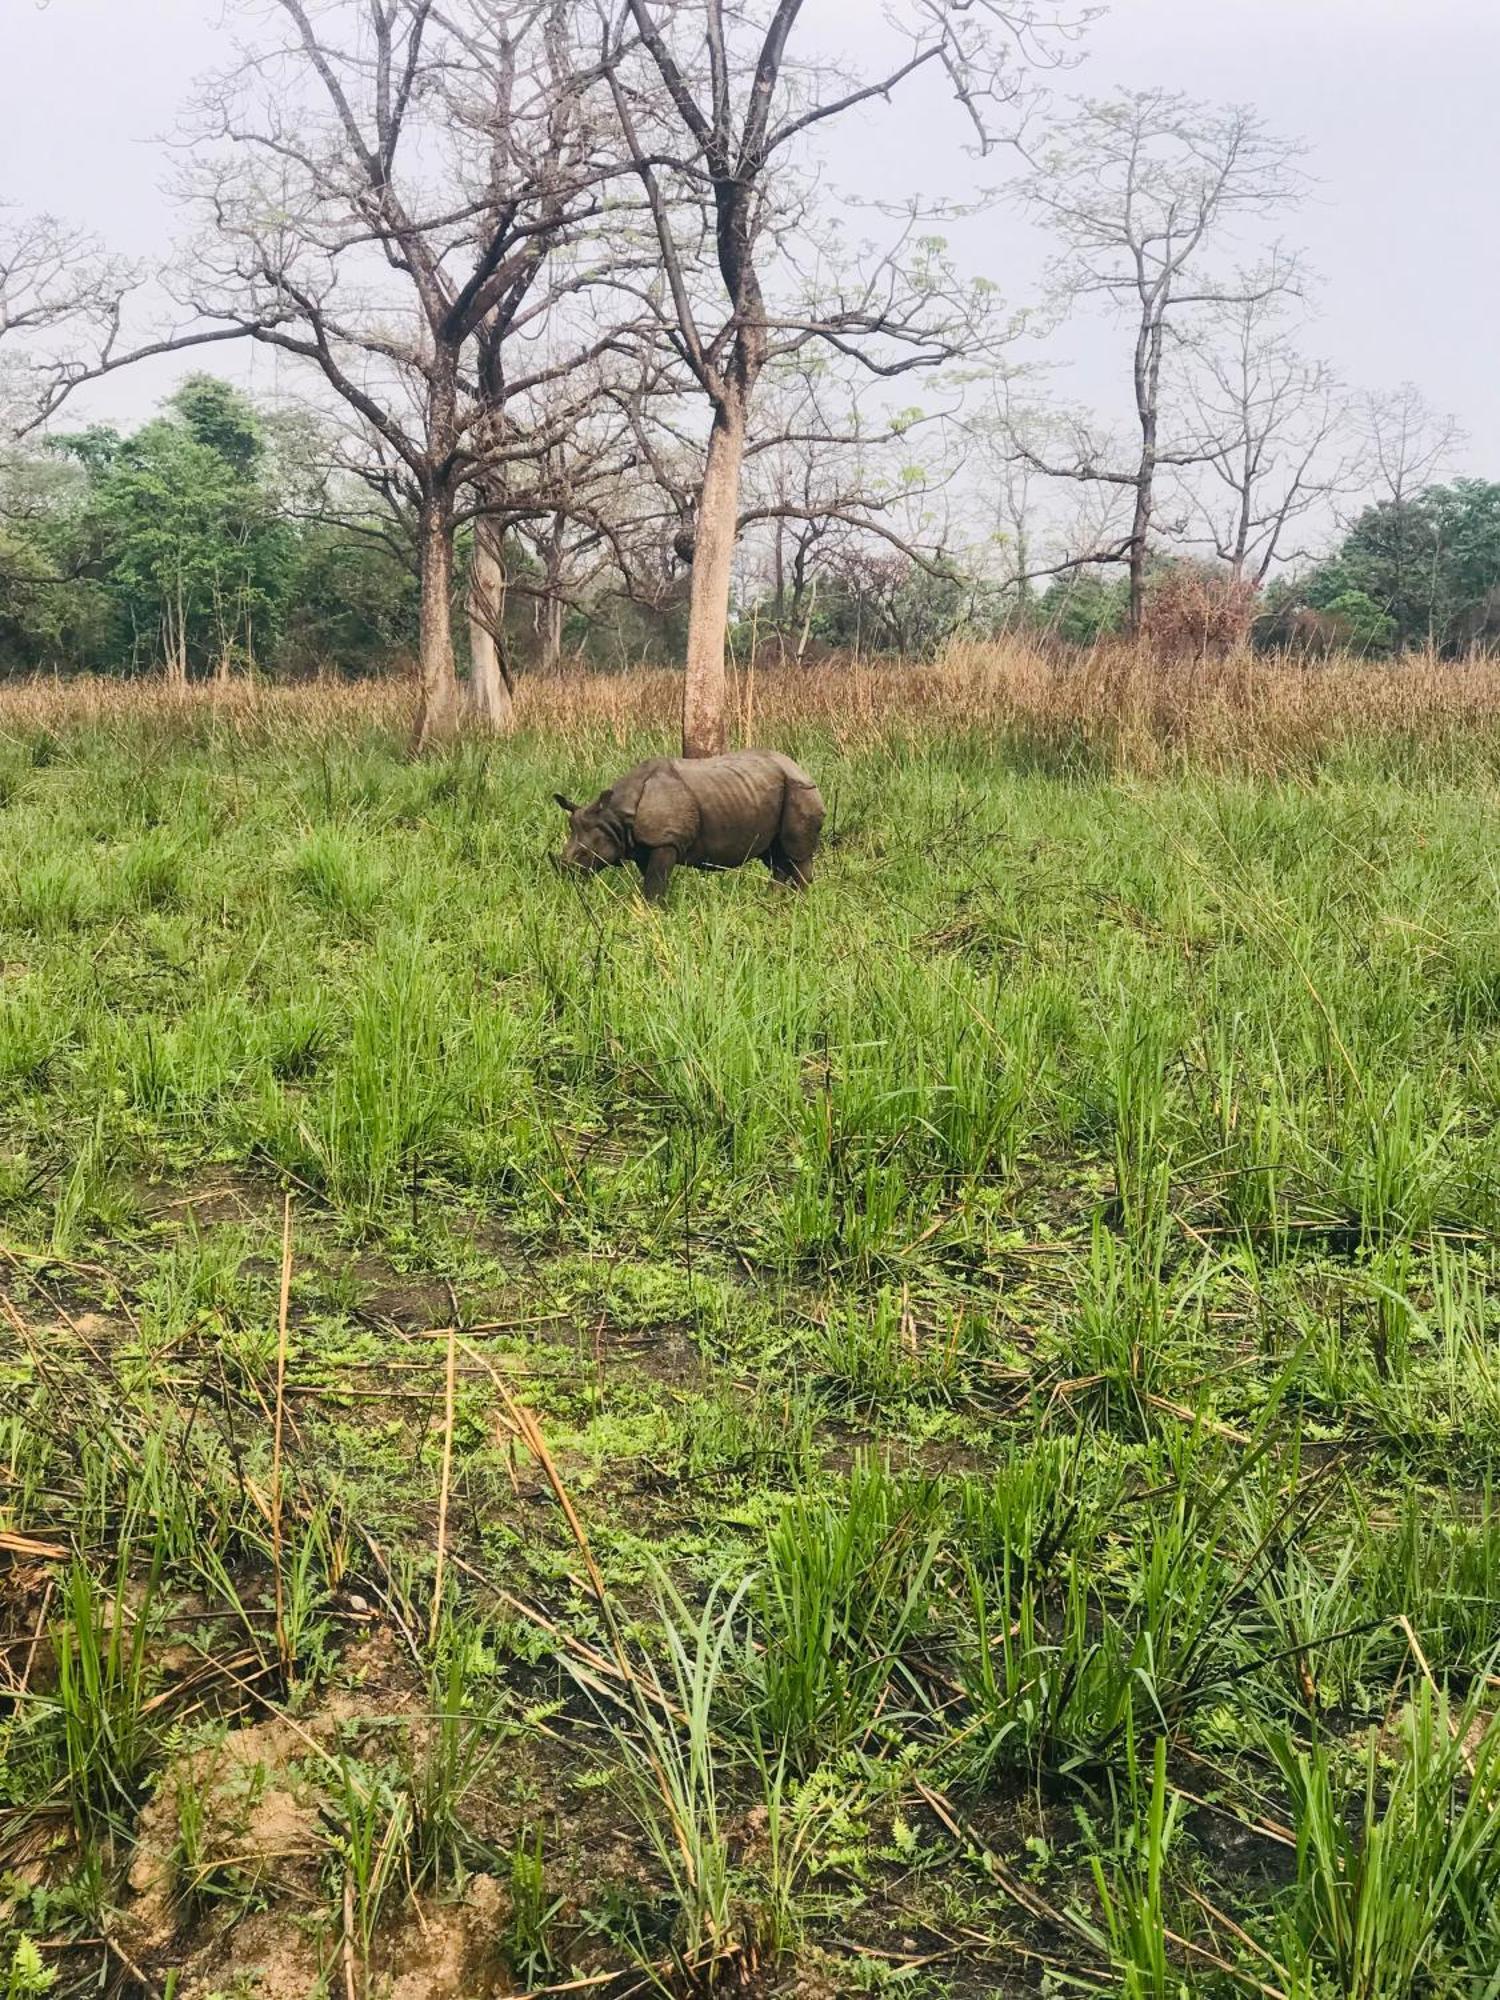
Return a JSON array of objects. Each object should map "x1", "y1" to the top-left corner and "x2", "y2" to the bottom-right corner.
[{"x1": 554, "y1": 750, "x2": 825, "y2": 903}]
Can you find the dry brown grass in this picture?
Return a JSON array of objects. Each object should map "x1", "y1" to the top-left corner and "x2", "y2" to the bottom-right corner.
[{"x1": 5, "y1": 639, "x2": 1500, "y2": 769}]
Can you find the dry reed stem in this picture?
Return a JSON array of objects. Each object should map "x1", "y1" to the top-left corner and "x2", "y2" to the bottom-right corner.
[
  {"x1": 912, "y1": 1778, "x2": 1106, "y2": 1965},
  {"x1": 104, "y1": 1928, "x2": 165, "y2": 2000},
  {"x1": 1397, "y1": 1611, "x2": 1478, "y2": 1775},
  {"x1": 0, "y1": 1530, "x2": 66, "y2": 1562},
  {"x1": 271, "y1": 1193, "x2": 293, "y2": 1679},
  {"x1": 429, "y1": 1322, "x2": 458, "y2": 1650}
]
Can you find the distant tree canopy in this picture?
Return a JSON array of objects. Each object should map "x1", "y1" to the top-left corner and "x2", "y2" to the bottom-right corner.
[
  {"x1": 6, "y1": 374, "x2": 1500, "y2": 680},
  {"x1": 56, "y1": 379, "x2": 293, "y2": 680},
  {"x1": 1286, "y1": 481, "x2": 1500, "y2": 654},
  {"x1": 1032, "y1": 570, "x2": 1132, "y2": 647},
  {"x1": 0, "y1": 376, "x2": 688, "y2": 681},
  {"x1": 0, "y1": 378, "x2": 420, "y2": 679},
  {"x1": 7, "y1": 34, "x2": 1491, "y2": 738}
]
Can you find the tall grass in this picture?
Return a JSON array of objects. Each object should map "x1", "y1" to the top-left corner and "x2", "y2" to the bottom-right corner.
[
  {"x1": 606, "y1": 1578, "x2": 751, "y2": 1971},
  {"x1": 10, "y1": 641, "x2": 1500, "y2": 771},
  {"x1": 53, "y1": 1533, "x2": 163, "y2": 1840}
]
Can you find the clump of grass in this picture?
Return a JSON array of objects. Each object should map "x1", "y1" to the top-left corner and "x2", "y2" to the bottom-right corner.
[
  {"x1": 53, "y1": 1533, "x2": 163, "y2": 1841},
  {"x1": 114, "y1": 828, "x2": 186, "y2": 913},
  {"x1": 954, "y1": 1436, "x2": 1116, "y2": 1581},
  {"x1": 407, "y1": 1619, "x2": 503, "y2": 1887},
  {"x1": 325, "y1": 1758, "x2": 411, "y2": 1994},
  {"x1": 503, "y1": 1826, "x2": 564, "y2": 1986},
  {"x1": 1269, "y1": 1685, "x2": 1500, "y2": 1996},
  {"x1": 284, "y1": 934, "x2": 458, "y2": 1217},
  {"x1": 754, "y1": 1459, "x2": 942, "y2": 1767},
  {"x1": 606, "y1": 1577, "x2": 750, "y2": 1974},
  {"x1": 956, "y1": 1430, "x2": 1252, "y2": 1781},
  {"x1": 0, "y1": 980, "x2": 76, "y2": 1089},
  {"x1": 6, "y1": 852, "x2": 97, "y2": 933},
  {"x1": 1087, "y1": 1733, "x2": 1182, "y2": 2000},
  {"x1": 288, "y1": 826, "x2": 388, "y2": 924},
  {"x1": 813, "y1": 1287, "x2": 967, "y2": 1404}
]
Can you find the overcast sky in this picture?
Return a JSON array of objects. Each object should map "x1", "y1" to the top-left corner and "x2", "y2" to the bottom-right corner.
[{"x1": 3, "y1": 0, "x2": 1496, "y2": 472}]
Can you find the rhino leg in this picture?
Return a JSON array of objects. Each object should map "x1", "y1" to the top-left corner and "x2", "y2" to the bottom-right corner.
[{"x1": 638, "y1": 846, "x2": 677, "y2": 903}]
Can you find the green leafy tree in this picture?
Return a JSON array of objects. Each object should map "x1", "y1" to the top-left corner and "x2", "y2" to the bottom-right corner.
[
  {"x1": 1318, "y1": 589, "x2": 1398, "y2": 656},
  {"x1": 0, "y1": 446, "x2": 113, "y2": 671},
  {"x1": 1034, "y1": 569, "x2": 1131, "y2": 645},
  {"x1": 59, "y1": 377, "x2": 291, "y2": 679},
  {"x1": 1, "y1": 379, "x2": 425, "y2": 680},
  {"x1": 170, "y1": 373, "x2": 264, "y2": 478},
  {"x1": 279, "y1": 523, "x2": 419, "y2": 679},
  {"x1": 1294, "y1": 481, "x2": 1500, "y2": 654}
]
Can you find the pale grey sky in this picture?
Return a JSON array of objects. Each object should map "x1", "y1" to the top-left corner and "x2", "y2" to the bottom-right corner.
[{"x1": 2, "y1": 0, "x2": 1496, "y2": 471}]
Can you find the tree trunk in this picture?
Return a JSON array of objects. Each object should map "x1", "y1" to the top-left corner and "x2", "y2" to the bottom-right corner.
[
  {"x1": 541, "y1": 593, "x2": 564, "y2": 675},
  {"x1": 412, "y1": 493, "x2": 463, "y2": 753},
  {"x1": 165, "y1": 568, "x2": 189, "y2": 687},
  {"x1": 682, "y1": 394, "x2": 747, "y2": 758},
  {"x1": 1127, "y1": 473, "x2": 1152, "y2": 636},
  {"x1": 1127, "y1": 314, "x2": 1163, "y2": 639},
  {"x1": 466, "y1": 514, "x2": 516, "y2": 733}
]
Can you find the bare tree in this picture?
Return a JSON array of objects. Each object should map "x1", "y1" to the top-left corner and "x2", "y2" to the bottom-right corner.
[
  {"x1": 1348, "y1": 381, "x2": 1465, "y2": 650},
  {"x1": 1175, "y1": 293, "x2": 1363, "y2": 584},
  {"x1": 600, "y1": 0, "x2": 1084, "y2": 755},
  {"x1": 974, "y1": 373, "x2": 1142, "y2": 597},
  {"x1": 986, "y1": 446, "x2": 1040, "y2": 619},
  {"x1": 736, "y1": 356, "x2": 963, "y2": 650},
  {"x1": 1360, "y1": 382, "x2": 1463, "y2": 514},
  {"x1": 181, "y1": 0, "x2": 636, "y2": 748},
  {"x1": 0, "y1": 207, "x2": 138, "y2": 441},
  {"x1": 1007, "y1": 89, "x2": 1306, "y2": 631},
  {"x1": 968, "y1": 377, "x2": 1056, "y2": 617},
  {"x1": 461, "y1": 338, "x2": 688, "y2": 691}
]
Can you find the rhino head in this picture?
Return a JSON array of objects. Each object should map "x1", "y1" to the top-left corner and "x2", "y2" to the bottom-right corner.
[{"x1": 554, "y1": 791, "x2": 628, "y2": 873}]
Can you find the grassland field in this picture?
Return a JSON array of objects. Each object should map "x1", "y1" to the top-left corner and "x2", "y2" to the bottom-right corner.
[{"x1": 2, "y1": 660, "x2": 1500, "y2": 2000}]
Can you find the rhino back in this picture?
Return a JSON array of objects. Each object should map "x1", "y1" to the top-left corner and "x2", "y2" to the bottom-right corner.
[
  {"x1": 660, "y1": 754, "x2": 787, "y2": 866},
  {"x1": 747, "y1": 749, "x2": 819, "y2": 794}
]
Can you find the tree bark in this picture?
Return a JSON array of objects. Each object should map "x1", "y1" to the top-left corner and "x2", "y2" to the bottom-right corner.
[
  {"x1": 540, "y1": 593, "x2": 564, "y2": 675},
  {"x1": 412, "y1": 493, "x2": 463, "y2": 753},
  {"x1": 465, "y1": 514, "x2": 516, "y2": 732},
  {"x1": 165, "y1": 569, "x2": 189, "y2": 687},
  {"x1": 683, "y1": 394, "x2": 747, "y2": 758},
  {"x1": 1127, "y1": 317, "x2": 1164, "y2": 637},
  {"x1": 1127, "y1": 472, "x2": 1152, "y2": 635}
]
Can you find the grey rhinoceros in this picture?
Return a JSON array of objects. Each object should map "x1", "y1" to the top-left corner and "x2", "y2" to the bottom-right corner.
[{"x1": 554, "y1": 750, "x2": 825, "y2": 903}]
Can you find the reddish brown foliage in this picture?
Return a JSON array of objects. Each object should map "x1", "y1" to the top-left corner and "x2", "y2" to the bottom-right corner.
[{"x1": 1141, "y1": 566, "x2": 1260, "y2": 658}]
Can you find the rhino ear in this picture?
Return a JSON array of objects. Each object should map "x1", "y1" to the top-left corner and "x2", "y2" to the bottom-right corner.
[{"x1": 553, "y1": 793, "x2": 578, "y2": 815}]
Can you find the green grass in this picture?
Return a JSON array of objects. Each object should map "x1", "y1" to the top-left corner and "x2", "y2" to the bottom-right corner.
[{"x1": 2, "y1": 703, "x2": 1500, "y2": 1994}]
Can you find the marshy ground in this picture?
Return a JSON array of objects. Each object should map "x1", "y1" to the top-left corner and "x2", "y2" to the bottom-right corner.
[{"x1": 2, "y1": 663, "x2": 1499, "y2": 1998}]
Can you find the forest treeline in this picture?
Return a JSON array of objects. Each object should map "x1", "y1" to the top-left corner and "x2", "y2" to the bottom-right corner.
[
  {"x1": 2, "y1": 4, "x2": 1497, "y2": 747},
  {"x1": 4, "y1": 372, "x2": 1499, "y2": 682}
]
